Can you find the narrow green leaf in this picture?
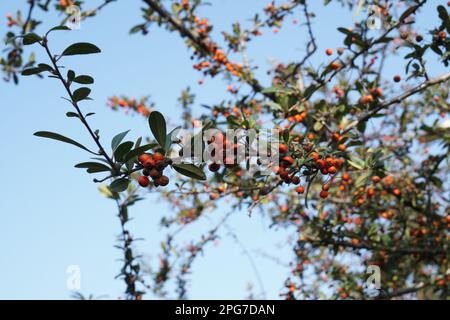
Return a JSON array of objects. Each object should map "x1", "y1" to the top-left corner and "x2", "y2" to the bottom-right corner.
[
  {"x1": 38, "y1": 63, "x2": 54, "y2": 72},
  {"x1": 61, "y1": 42, "x2": 101, "y2": 56},
  {"x1": 73, "y1": 75, "x2": 94, "y2": 84},
  {"x1": 75, "y1": 162, "x2": 111, "y2": 173},
  {"x1": 21, "y1": 67, "x2": 43, "y2": 76},
  {"x1": 46, "y1": 25, "x2": 71, "y2": 36},
  {"x1": 34, "y1": 131, "x2": 95, "y2": 154},
  {"x1": 148, "y1": 111, "x2": 167, "y2": 148},
  {"x1": 172, "y1": 163, "x2": 206, "y2": 180}
]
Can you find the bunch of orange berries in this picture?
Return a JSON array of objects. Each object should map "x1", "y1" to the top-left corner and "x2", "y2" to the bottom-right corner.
[
  {"x1": 108, "y1": 96, "x2": 152, "y2": 117},
  {"x1": 6, "y1": 14, "x2": 16, "y2": 27},
  {"x1": 59, "y1": 0, "x2": 74, "y2": 9},
  {"x1": 137, "y1": 153, "x2": 171, "y2": 188}
]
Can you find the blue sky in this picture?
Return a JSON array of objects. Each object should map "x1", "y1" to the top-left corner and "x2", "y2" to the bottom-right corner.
[{"x1": 0, "y1": 0, "x2": 445, "y2": 299}]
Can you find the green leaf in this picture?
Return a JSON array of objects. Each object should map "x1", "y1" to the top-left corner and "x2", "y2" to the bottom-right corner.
[
  {"x1": 172, "y1": 163, "x2": 206, "y2": 180},
  {"x1": 23, "y1": 33, "x2": 42, "y2": 45},
  {"x1": 21, "y1": 67, "x2": 44, "y2": 76},
  {"x1": 72, "y1": 87, "x2": 91, "y2": 102},
  {"x1": 46, "y1": 25, "x2": 71, "y2": 35},
  {"x1": 123, "y1": 143, "x2": 158, "y2": 163},
  {"x1": 348, "y1": 156, "x2": 365, "y2": 170},
  {"x1": 111, "y1": 130, "x2": 130, "y2": 152},
  {"x1": 110, "y1": 178, "x2": 130, "y2": 192},
  {"x1": 38, "y1": 63, "x2": 54, "y2": 72},
  {"x1": 67, "y1": 70, "x2": 75, "y2": 81},
  {"x1": 148, "y1": 111, "x2": 167, "y2": 148},
  {"x1": 34, "y1": 131, "x2": 95, "y2": 154},
  {"x1": 61, "y1": 42, "x2": 101, "y2": 56},
  {"x1": 75, "y1": 162, "x2": 111, "y2": 174},
  {"x1": 66, "y1": 112, "x2": 79, "y2": 118},
  {"x1": 73, "y1": 75, "x2": 94, "y2": 84},
  {"x1": 114, "y1": 141, "x2": 134, "y2": 162},
  {"x1": 438, "y1": 5, "x2": 450, "y2": 33}
]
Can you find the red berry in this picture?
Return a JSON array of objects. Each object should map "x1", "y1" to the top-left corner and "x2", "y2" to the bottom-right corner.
[
  {"x1": 393, "y1": 75, "x2": 401, "y2": 82},
  {"x1": 149, "y1": 169, "x2": 161, "y2": 179},
  {"x1": 320, "y1": 190, "x2": 329, "y2": 198},
  {"x1": 208, "y1": 163, "x2": 221, "y2": 172},
  {"x1": 156, "y1": 175, "x2": 169, "y2": 186},
  {"x1": 325, "y1": 48, "x2": 333, "y2": 56},
  {"x1": 138, "y1": 176, "x2": 150, "y2": 187},
  {"x1": 279, "y1": 143, "x2": 287, "y2": 154}
]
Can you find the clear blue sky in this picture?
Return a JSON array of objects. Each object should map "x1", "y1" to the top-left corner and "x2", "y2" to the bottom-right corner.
[{"x1": 0, "y1": 0, "x2": 444, "y2": 299}]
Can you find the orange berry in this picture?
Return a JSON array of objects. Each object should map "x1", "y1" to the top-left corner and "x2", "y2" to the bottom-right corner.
[
  {"x1": 372, "y1": 176, "x2": 381, "y2": 183},
  {"x1": 338, "y1": 144, "x2": 347, "y2": 151},
  {"x1": 322, "y1": 183, "x2": 330, "y2": 191},
  {"x1": 393, "y1": 188, "x2": 401, "y2": 196},
  {"x1": 328, "y1": 166, "x2": 337, "y2": 174},
  {"x1": 138, "y1": 153, "x2": 151, "y2": 164},
  {"x1": 295, "y1": 186, "x2": 305, "y2": 194},
  {"x1": 385, "y1": 175, "x2": 393, "y2": 185},
  {"x1": 279, "y1": 143, "x2": 288, "y2": 153},
  {"x1": 138, "y1": 176, "x2": 150, "y2": 187},
  {"x1": 153, "y1": 152, "x2": 165, "y2": 162},
  {"x1": 325, "y1": 48, "x2": 333, "y2": 56},
  {"x1": 282, "y1": 155, "x2": 295, "y2": 166},
  {"x1": 342, "y1": 173, "x2": 350, "y2": 181},
  {"x1": 331, "y1": 61, "x2": 341, "y2": 70}
]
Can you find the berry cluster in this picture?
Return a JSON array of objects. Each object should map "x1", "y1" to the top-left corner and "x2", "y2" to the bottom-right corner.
[
  {"x1": 108, "y1": 96, "x2": 152, "y2": 117},
  {"x1": 137, "y1": 153, "x2": 171, "y2": 188},
  {"x1": 6, "y1": 14, "x2": 17, "y2": 27}
]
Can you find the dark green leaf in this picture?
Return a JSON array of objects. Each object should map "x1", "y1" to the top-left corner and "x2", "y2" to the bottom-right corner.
[
  {"x1": 172, "y1": 163, "x2": 206, "y2": 180},
  {"x1": 23, "y1": 33, "x2": 42, "y2": 45},
  {"x1": 111, "y1": 130, "x2": 130, "y2": 152},
  {"x1": 123, "y1": 143, "x2": 158, "y2": 163},
  {"x1": 61, "y1": 42, "x2": 101, "y2": 56},
  {"x1": 21, "y1": 67, "x2": 43, "y2": 76},
  {"x1": 73, "y1": 75, "x2": 94, "y2": 84},
  {"x1": 38, "y1": 63, "x2": 54, "y2": 72},
  {"x1": 148, "y1": 111, "x2": 167, "y2": 148},
  {"x1": 67, "y1": 70, "x2": 75, "y2": 81},
  {"x1": 75, "y1": 162, "x2": 111, "y2": 173},
  {"x1": 66, "y1": 112, "x2": 79, "y2": 118},
  {"x1": 34, "y1": 131, "x2": 95, "y2": 154},
  {"x1": 114, "y1": 141, "x2": 134, "y2": 162},
  {"x1": 110, "y1": 178, "x2": 130, "y2": 192},
  {"x1": 46, "y1": 25, "x2": 71, "y2": 35},
  {"x1": 72, "y1": 87, "x2": 91, "y2": 102}
]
